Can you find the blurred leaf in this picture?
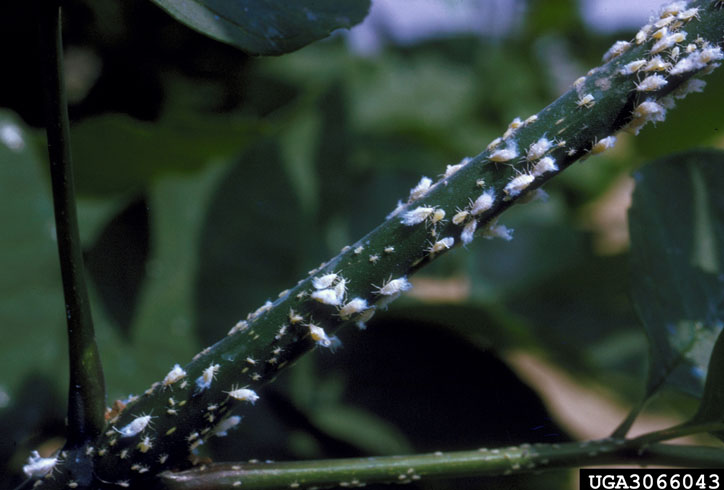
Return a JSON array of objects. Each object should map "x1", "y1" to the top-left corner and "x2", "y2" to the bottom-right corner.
[
  {"x1": 194, "y1": 140, "x2": 313, "y2": 346},
  {"x1": 84, "y1": 196, "x2": 150, "y2": 338},
  {"x1": 0, "y1": 110, "x2": 68, "y2": 402},
  {"x1": 691, "y1": 329, "x2": 724, "y2": 440},
  {"x1": 629, "y1": 149, "x2": 724, "y2": 399},
  {"x1": 71, "y1": 113, "x2": 263, "y2": 196},
  {"x1": 149, "y1": 0, "x2": 370, "y2": 56}
]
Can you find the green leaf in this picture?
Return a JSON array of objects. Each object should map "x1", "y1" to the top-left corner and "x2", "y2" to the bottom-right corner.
[
  {"x1": 149, "y1": 0, "x2": 370, "y2": 56},
  {"x1": 692, "y1": 328, "x2": 724, "y2": 440},
  {"x1": 628, "y1": 149, "x2": 724, "y2": 399}
]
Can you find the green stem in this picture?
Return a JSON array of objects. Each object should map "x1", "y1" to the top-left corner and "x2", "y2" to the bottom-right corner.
[
  {"x1": 159, "y1": 440, "x2": 724, "y2": 490},
  {"x1": 40, "y1": 0, "x2": 106, "y2": 447}
]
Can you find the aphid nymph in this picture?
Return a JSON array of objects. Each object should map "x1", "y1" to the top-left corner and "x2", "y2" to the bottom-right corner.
[
  {"x1": 503, "y1": 173, "x2": 535, "y2": 200},
  {"x1": 115, "y1": 414, "x2": 153, "y2": 438}
]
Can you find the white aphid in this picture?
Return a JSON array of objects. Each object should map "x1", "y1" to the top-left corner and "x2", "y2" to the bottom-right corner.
[
  {"x1": 602, "y1": 40, "x2": 631, "y2": 62},
  {"x1": 524, "y1": 115, "x2": 538, "y2": 125},
  {"x1": 23, "y1": 451, "x2": 57, "y2": 478},
  {"x1": 642, "y1": 56, "x2": 671, "y2": 72},
  {"x1": 339, "y1": 297, "x2": 369, "y2": 320},
  {"x1": 311, "y1": 288, "x2": 342, "y2": 306},
  {"x1": 531, "y1": 156, "x2": 558, "y2": 177},
  {"x1": 452, "y1": 210, "x2": 469, "y2": 225},
  {"x1": 654, "y1": 15, "x2": 677, "y2": 28},
  {"x1": 635, "y1": 74, "x2": 668, "y2": 91},
  {"x1": 573, "y1": 76, "x2": 586, "y2": 88},
  {"x1": 308, "y1": 324, "x2": 333, "y2": 347},
  {"x1": 619, "y1": 59, "x2": 647, "y2": 75},
  {"x1": 137, "y1": 436, "x2": 153, "y2": 453},
  {"x1": 670, "y1": 46, "x2": 724, "y2": 75},
  {"x1": 195, "y1": 363, "x2": 220, "y2": 392},
  {"x1": 591, "y1": 136, "x2": 617, "y2": 154},
  {"x1": 487, "y1": 137, "x2": 503, "y2": 151},
  {"x1": 376, "y1": 276, "x2": 412, "y2": 296},
  {"x1": 503, "y1": 117, "x2": 523, "y2": 139},
  {"x1": 249, "y1": 300, "x2": 273, "y2": 320},
  {"x1": 503, "y1": 174, "x2": 535, "y2": 200},
  {"x1": 677, "y1": 8, "x2": 699, "y2": 21},
  {"x1": 483, "y1": 223, "x2": 514, "y2": 241},
  {"x1": 576, "y1": 93, "x2": 595, "y2": 109},
  {"x1": 213, "y1": 416, "x2": 242, "y2": 437},
  {"x1": 673, "y1": 78, "x2": 706, "y2": 98},
  {"x1": 635, "y1": 24, "x2": 652, "y2": 45},
  {"x1": 162, "y1": 364, "x2": 186, "y2": 387},
  {"x1": 227, "y1": 320, "x2": 248, "y2": 336},
  {"x1": 444, "y1": 158, "x2": 471, "y2": 179},
  {"x1": 489, "y1": 143, "x2": 518, "y2": 162},
  {"x1": 526, "y1": 137, "x2": 552, "y2": 161},
  {"x1": 470, "y1": 191, "x2": 495, "y2": 216},
  {"x1": 460, "y1": 219, "x2": 477, "y2": 246},
  {"x1": 427, "y1": 237, "x2": 455, "y2": 254},
  {"x1": 386, "y1": 200, "x2": 405, "y2": 219},
  {"x1": 333, "y1": 278, "x2": 347, "y2": 301},
  {"x1": 401, "y1": 206, "x2": 435, "y2": 226},
  {"x1": 660, "y1": 1, "x2": 687, "y2": 17},
  {"x1": 408, "y1": 176, "x2": 433, "y2": 202},
  {"x1": 226, "y1": 387, "x2": 259, "y2": 404},
  {"x1": 312, "y1": 273, "x2": 338, "y2": 290},
  {"x1": 116, "y1": 415, "x2": 152, "y2": 438},
  {"x1": 652, "y1": 26, "x2": 668, "y2": 40},
  {"x1": 633, "y1": 100, "x2": 667, "y2": 123},
  {"x1": 288, "y1": 309, "x2": 304, "y2": 324},
  {"x1": 651, "y1": 32, "x2": 686, "y2": 54},
  {"x1": 431, "y1": 208, "x2": 446, "y2": 224}
]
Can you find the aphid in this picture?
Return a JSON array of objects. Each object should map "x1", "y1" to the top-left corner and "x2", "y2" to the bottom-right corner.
[
  {"x1": 531, "y1": 156, "x2": 558, "y2": 177},
  {"x1": 195, "y1": 363, "x2": 220, "y2": 392},
  {"x1": 312, "y1": 273, "x2": 338, "y2": 290},
  {"x1": 619, "y1": 59, "x2": 647, "y2": 75},
  {"x1": 307, "y1": 324, "x2": 333, "y2": 347},
  {"x1": 670, "y1": 46, "x2": 681, "y2": 61},
  {"x1": 526, "y1": 137, "x2": 552, "y2": 161},
  {"x1": 503, "y1": 117, "x2": 523, "y2": 139},
  {"x1": 460, "y1": 219, "x2": 477, "y2": 246},
  {"x1": 333, "y1": 278, "x2": 347, "y2": 301},
  {"x1": 484, "y1": 223, "x2": 514, "y2": 241},
  {"x1": 23, "y1": 451, "x2": 57, "y2": 478},
  {"x1": 654, "y1": 16, "x2": 676, "y2": 29},
  {"x1": 408, "y1": 176, "x2": 433, "y2": 202},
  {"x1": 576, "y1": 93, "x2": 595, "y2": 108},
  {"x1": 427, "y1": 237, "x2": 455, "y2": 254},
  {"x1": 369, "y1": 254, "x2": 380, "y2": 264},
  {"x1": 119, "y1": 449, "x2": 129, "y2": 459},
  {"x1": 476, "y1": 178, "x2": 486, "y2": 187},
  {"x1": 489, "y1": 143, "x2": 518, "y2": 162},
  {"x1": 115, "y1": 414, "x2": 152, "y2": 438},
  {"x1": 226, "y1": 386, "x2": 259, "y2": 404},
  {"x1": 452, "y1": 210, "x2": 469, "y2": 225},
  {"x1": 248, "y1": 300, "x2": 273, "y2": 320},
  {"x1": 470, "y1": 190, "x2": 495, "y2": 215},
  {"x1": 339, "y1": 298, "x2": 369, "y2": 320},
  {"x1": 686, "y1": 43, "x2": 697, "y2": 54},
  {"x1": 162, "y1": 364, "x2": 186, "y2": 387},
  {"x1": 642, "y1": 56, "x2": 671, "y2": 72},
  {"x1": 213, "y1": 416, "x2": 242, "y2": 437},
  {"x1": 699, "y1": 45, "x2": 724, "y2": 63},
  {"x1": 400, "y1": 206, "x2": 435, "y2": 226},
  {"x1": 503, "y1": 174, "x2": 535, "y2": 200},
  {"x1": 660, "y1": 0, "x2": 687, "y2": 17},
  {"x1": 635, "y1": 24, "x2": 652, "y2": 45},
  {"x1": 677, "y1": 7, "x2": 699, "y2": 21},
  {"x1": 384, "y1": 246, "x2": 395, "y2": 254},
  {"x1": 524, "y1": 115, "x2": 538, "y2": 125},
  {"x1": 632, "y1": 100, "x2": 667, "y2": 123},
  {"x1": 227, "y1": 320, "x2": 248, "y2": 336},
  {"x1": 288, "y1": 309, "x2": 303, "y2": 324},
  {"x1": 635, "y1": 74, "x2": 668, "y2": 91},
  {"x1": 573, "y1": 76, "x2": 586, "y2": 88},
  {"x1": 430, "y1": 208, "x2": 446, "y2": 225},
  {"x1": 375, "y1": 276, "x2": 413, "y2": 296},
  {"x1": 652, "y1": 27, "x2": 668, "y2": 41},
  {"x1": 602, "y1": 40, "x2": 631, "y2": 62},
  {"x1": 673, "y1": 78, "x2": 706, "y2": 99},
  {"x1": 651, "y1": 32, "x2": 686, "y2": 54},
  {"x1": 486, "y1": 137, "x2": 503, "y2": 151},
  {"x1": 444, "y1": 158, "x2": 470, "y2": 179},
  {"x1": 386, "y1": 200, "x2": 405, "y2": 219},
  {"x1": 186, "y1": 431, "x2": 199, "y2": 443},
  {"x1": 353, "y1": 245, "x2": 364, "y2": 255},
  {"x1": 591, "y1": 135, "x2": 617, "y2": 154},
  {"x1": 355, "y1": 307, "x2": 376, "y2": 330},
  {"x1": 137, "y1": 436, "x2": 153, "y2": 453}
]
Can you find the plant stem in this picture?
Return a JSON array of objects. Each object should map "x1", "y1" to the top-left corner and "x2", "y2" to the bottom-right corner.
[
  {"x1": 40, "y1": 0, "x2": 106, "y2": 447},
  {"x1": 160, "y1": 440, "x2": 724, "y2": 490}
]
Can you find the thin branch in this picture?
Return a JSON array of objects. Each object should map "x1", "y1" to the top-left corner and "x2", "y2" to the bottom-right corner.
[
  {"x1": 40, "y1": 0, "x2": 106, "y2": 447},
  {"x1": 160, "y1": 440, "x2": 724, "y2": 490}
]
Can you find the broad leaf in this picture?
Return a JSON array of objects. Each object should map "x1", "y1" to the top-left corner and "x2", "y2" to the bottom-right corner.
[
  {"x1": 149, "y1": 0, "x2": 370, "y2": 56},
  {"x1": 629, "y1": 149, "x2": 724, "y2": 399}
]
